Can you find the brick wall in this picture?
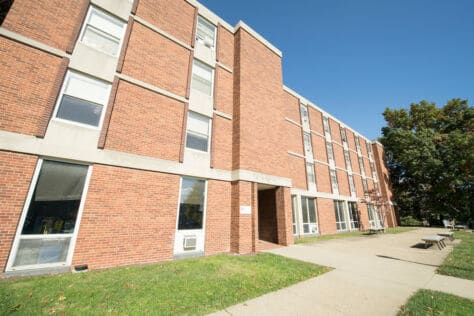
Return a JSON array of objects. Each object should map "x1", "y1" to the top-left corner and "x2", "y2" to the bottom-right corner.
[
  {"x1": 230, "y1": 181, "x2": 256, "y2": 254},
  {"x1": 333, "y1": 144, "x2": 345, "y2": 169},
  {"x1": 287, "y1": 156, "x2": 307, "y2": 190},
  {"x1": 136, "y1": 0, "x2": 195, "y2": 46},
  {"x1": 282, "y1": 90, "x2": 300, "y2": 123},
  {"x1": 329, "y1": 118, "x2": 341, "y2": 144},
  {"x1": 211, "y1": 116, "x2": 233, "y2": 170},
  {"x1": 309, "y1": 107, "x2": 324, "y2": 135},
  {"x1": 104, "y1": 81, "x2": 185, "y2": 161},
  {"x1": 317, "y1": 198, "x2": 337, "y2": 235},
  {"x1": 315, "y1": 164, "x2": 331, "y2": 194},
  {"x1": 275, "y1": 187, "x2": 293, "y2": 246},
  {"x1": 217, "y1": 26, "x2": 234, "y2": 68},
  {"x1": 121, "y1": 22, "x2": 191, "y2": 97},
  {"x1": 214, "y1": 67, "x2": 233, "y2": 115},
  {"x1": 73, "y1": 164, "x2": 181, "y2": 270},
  {"x1": 205, "y1": 180, "x2": 232, "y2": 255},
  {"x1": 0, "y1": 38, "x2": 62, "y2": 136},
  {"x1": 0, "y1": 151, "x2": 37, "y2": 272},
  {"x1": 312, "y1": 134, "x2": 328, "y2": 162},
  {"x1": 336, "y1": 169, "x2": 350, "y2": 196},
  {"x1": 3, "y1": 0, "x2": 86, "y2": 51}
]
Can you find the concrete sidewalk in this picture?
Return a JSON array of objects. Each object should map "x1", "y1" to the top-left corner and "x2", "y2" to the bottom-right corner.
[{"x1": 211, "y1": 228, "x2": 474, "y2": 316}]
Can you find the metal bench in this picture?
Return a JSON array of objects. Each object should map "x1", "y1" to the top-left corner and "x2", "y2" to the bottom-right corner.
[
  {"x1": 437, "y1": 231, "x2": 454, "y2": 241},
  {"x1": 422, "y1": 235, "x2": 446, "y2": 250}
]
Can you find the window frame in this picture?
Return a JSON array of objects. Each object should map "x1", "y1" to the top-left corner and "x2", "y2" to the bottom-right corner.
[
  {"x1": 301, "y1": 196, "x2": 319, "y2": 235},
  {"x1": 175, "y1": 177, "x2": 208, "y2": 231},
  {"x1": 348, "y1": 174, "x2": 356, "y2": 196},
  {"x1": 51, "y1": 70, "x2": 112, "y2": 130},
  {"x1": 6, "y1": 158, "x2": 93, "y2": 272},
  {"x1": 191, "y1": 59, "x2": 215, "y2": 97},
  {"x1": 326, "y1": 141, "x2": 335, "y2": 165},
  {"x1": 303, "y1": 132, "x2": 313, "y2": 156},
  {"x1": 322, "y1": 116, "x2": 331, "y2": 137},
  {"x1": 347, "y1": 202, "x2": 359, "y2": 230},
  {"x1": 330, "y1": 168, "x2": 339, "y2": 194},
  {"x1": 300, "y1": 104, "x2": 309, "y2": 126},
  {"x1": 195, "y1": 15, "x2": 217, "y2": 49},
  {"x1": 185, "y1": 111, "x2": 212, "y2": 153},
  {"x1": 340, "y1": 127, "x2": 347, "y2": 144},
  {"x1": 334, "y1": 200, "x2": 347, "y2": 231},
  {"x1": 306, "y1": 162, "x2": 316, "y2": 187},
  {"x1": 78, "y1": 6, "x2": 127, "y2": 57}
]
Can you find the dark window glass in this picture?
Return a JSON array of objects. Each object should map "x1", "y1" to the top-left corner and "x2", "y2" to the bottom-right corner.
[
  {"x1": 21, "y1": 161, "x2": 88, "y2": 235},
  {"x1": 186, "y1": 133, "x2": 208, "y2": 151},
  {"x1": 308, "y1": 198, "x2": 316, "y2": 223},
  {"x1": 178, "y1": 178, "x2": 205, "y2": 230},
  {"x1": 57, "y1": 95, "x2": 103, "y2": 127},
  {"x1": 0, "y1": 0, "x2": 14, "y2": 26}
]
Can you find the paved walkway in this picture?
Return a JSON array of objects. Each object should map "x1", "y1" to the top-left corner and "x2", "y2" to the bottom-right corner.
[{"x1": 211, "y1": 228, "x2": 474, "y2": 316}]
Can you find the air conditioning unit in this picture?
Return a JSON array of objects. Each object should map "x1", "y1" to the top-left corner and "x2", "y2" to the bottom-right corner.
[
  {"x1": 183, "y1": 236, "x2": 197, "y2": 250},
  {"x1": 204, "y1": 37, "x2": 213, "y2": 48}
]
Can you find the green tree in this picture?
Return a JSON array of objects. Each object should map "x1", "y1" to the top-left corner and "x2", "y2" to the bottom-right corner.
[{"x1": 381, "y1": 99, "x2": 474, "y2": 225}]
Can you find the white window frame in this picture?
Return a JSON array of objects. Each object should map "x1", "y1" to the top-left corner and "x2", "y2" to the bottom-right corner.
[
  {"x1": 306, "y1": 162, "x2": 316, "y2": 187},
  {"x1": 301, "y1": 196, "x2": 318, "y2": 235},
  {"x1": 195, "y1": 15, "x2": 217, "y2": 49},
  {"x1": 323, "y1": 116, "x2": 331, "y2": 137},
  {"x1": 291, "y1": 195, "x2": 299, "y2": 236},
  {"x1": 6, "y1": 159, "x2": 93, "y2": 272},
  {"x1": 326, "y1": 141, "x2": 335, "y2": 165},
  {"x1": 340, "y1": 127, "x2": 347, "y2": 144},
  {"x1": 303, "y1": 132, "x2": 313, "y2": 156},
  {"x1": 78, "y1": 6, "x2": 127, "y2": 57},
  {"x1": 185, "y1": 111, "x2": 212, "y2": 153},
  {"x1": 358, "y1": 157, "x2": 366, "y2": 176},
  {"x1": 330, "y1": 169, "x2": 339, "y2": 194},
  {"x1": 51, "y1": 70, "x2": 112, "y2": 130},
  {"x1": 347, "y1": 202, "x2": 359, "y2": 230},
  {"x1": 334, "y1": 200, "x2": 348, "y2": 231},
  {"x1": 300, "y1": 104, "x2": 309, "y2": 126},
  {"x1": 191, "y1": 59, "x2": 215, "y2": 97},
  {"x1": 355, "y1": 136, "x2": 362, "y2": 154},
  {"x1": 344, "y1": 150, "x2": 352, "y2": 171},
  {"x1": 348, "y1": 174, "x2": 356, "y2": 196}
]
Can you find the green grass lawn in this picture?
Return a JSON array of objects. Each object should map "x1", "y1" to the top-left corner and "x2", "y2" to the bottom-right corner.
[
  {"x1": 295, "y1": 227, "x2": 416, "y2": 244},
  {"x1": 398, "y1": 289, "x2": 474, "y2": 316},
  {"x1": 438, "y1": 231, "x2": 474, "y2": 280},
  {"x1": 0, "y1": 253, "x2": 330, "y2": 315}
]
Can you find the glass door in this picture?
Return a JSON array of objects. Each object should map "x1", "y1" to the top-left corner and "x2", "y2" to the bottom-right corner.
[{"x1": 301, "y1": 197, "x2": 318, "y2": 234}]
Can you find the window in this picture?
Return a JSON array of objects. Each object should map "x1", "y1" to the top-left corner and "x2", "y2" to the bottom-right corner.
[
  {"x1": 358, "y1": 157, "x2": 366, "y2": 176},
  {"x1": 191, "y1": 59, "x2": 214, "y2": 96},
  {"x1": 10, "y1": 160, "x2": 89, "y2": 268},
  {"x1": 326, "y1": 141, "x2": 334, "y2": 164},
  {"x1": 330, "y1": 169, "x2": 339, "y2": 194},
  {"x1": 368, "y1": 204, "x2": 383, "y2": 228},
  {"x1": 362, "y1": 178, "x2": 369, "y2": 194},
  {"x1": 291, "y1": 195, "x2": 298, "y2": 235},
  {"x1": 355, "y1": 136, "x2": 361, "y2": 153},
  {"x1": 178, "y1": 178, "x2": 206, "y2": 230},
  {"x1": 323, "y1": 116, "x2": 330, "y2": 136},
  {"x1": 344, "y1": 150, "x2": 352, "y2": 170},
  {"x1": 80, "y1": 7, "x2": 126, "y2": 56},
  {"x1": 55, "y1": 71, "x2": 110, "y2": 127},
  {"x1": 301, "y1": 197, "x2": 318, "y2": 234},
  {"x1": 334, "y1": 200, "x2": 347, "y2": 231},
  {"x1": 366, "y1": 143, "x2": 373, "y2": 159},
  {"x1": 348, "y1": 174, "x2": 356, "y2": 196},
  {"x1": 196, "y1": 16, "x2": 216, "y2": 48},
  {"x1": 306, "y1": 163, "x2": 316, "y2": 187},
  {"x1": 340, "y1": 128, "x2": 347, "y2": 144},
  {"x1": 300, "y1": 104, "x2": 309, "y2": 125},
  {"x1": 186, "y1": 112, "x2": 210, "y2": 152},
  {"x1": 374, "y1": 182, "x2": 380, "y2": 194},
  {"x1": 370, "y1": 161, "x2": 377, "y2": 179},
  {"x1": 303, "y1": 132, "x2": 313, "y2": 156},
  {"x1": 348, "y1": 202, "x2": 359, "y2": 230}
]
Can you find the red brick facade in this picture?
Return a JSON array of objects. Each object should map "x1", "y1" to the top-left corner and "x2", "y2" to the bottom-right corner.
[{"x1": 0, "y1": 0, "x2": 396, "y2": 275}]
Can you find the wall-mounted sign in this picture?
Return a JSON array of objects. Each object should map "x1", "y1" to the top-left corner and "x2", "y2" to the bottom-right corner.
[{"x1": 240, "y1": 205, "x2": 251, "y2": 215}]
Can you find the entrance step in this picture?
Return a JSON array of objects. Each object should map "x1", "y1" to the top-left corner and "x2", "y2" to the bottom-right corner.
[{"x1": 257, "y1": 240, "x2": 282, "y2": 252}]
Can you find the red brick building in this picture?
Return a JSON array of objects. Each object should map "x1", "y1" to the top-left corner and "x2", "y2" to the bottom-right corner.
[{"x1": 0, "y1": 0, "x2": 396, "y2": 277}]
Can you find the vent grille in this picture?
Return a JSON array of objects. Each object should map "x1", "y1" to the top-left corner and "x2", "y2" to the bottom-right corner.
[{"x1": 183, "y1": 236, "x2": 197, "y2": 250}]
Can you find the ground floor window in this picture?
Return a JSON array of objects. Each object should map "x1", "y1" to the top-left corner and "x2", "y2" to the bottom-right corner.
[
  {"x1": 368, "y1": 204, "x2": 383, "y2": 228},
  {"x1": 291, "y1": 195, "x2": 298, "y2": 235},
  {"x1": 9, "y1": 160, "x2": 90, "y2": 269},
  {"x1": 334, "y1": 200, "x2": 347, "y2": 231},
  {"x1": 178, "y1": 178, "x2": 206, "y2": 230},
  {"x1": 347, "y1": 202, "x2": 359, "y2": 230},
  {"x1": 301, "y1": 197, "x2": 318, "y2": 234}
]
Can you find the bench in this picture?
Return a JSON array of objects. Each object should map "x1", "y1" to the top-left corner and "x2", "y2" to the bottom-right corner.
[
  {"x1": 367, "y1": 227, "x2": 385, "y2": 234},
  {"x1": 437, "y1": 231, "x2": 454, "y2": 241},
  {"x1": 422, "y1": 235, "x2": 446, "y2": 250}
]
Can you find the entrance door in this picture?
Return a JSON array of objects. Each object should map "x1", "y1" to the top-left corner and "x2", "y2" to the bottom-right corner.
[{"x1": 173, "y1": 177, "x2": 207, "y2": 256}]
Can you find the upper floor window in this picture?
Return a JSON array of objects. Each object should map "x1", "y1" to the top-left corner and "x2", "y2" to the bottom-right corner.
[
  {"x1": 306, "y1": 163, "x2": 316, "y2": 187},
  {"x1": 340, "y1": 127, "x2": 347, "y2": 144},
  {"x1": 54, "y1": 71, "x2": 111, "y2": 127},
  {"x1": 186, "y1": 112, "x2": 211, "y2": 152},
  {"x1": 358, "y1": 157, "x2": 366, "y2": 176},
  {"x1": 80, "y1": 7, "x2": 126, "y2": 57},
  {"x1": 355, "y1": 136, "x2": 362, "y2": 153},
  {"x1": 362, "y1": 178, "x2": 369, "y2": 193},
  {"x1": 300, "y1": 104, "x2": 309, "y2": 125},
  {"x1": 330, "y1": 169, "x2": 339, "y2": 194},
  {"x1": 303, "y1": 132, "x2": 313, "y2": 156},
  {"x1": 348, "y1": 174, "x2": 356, "y2": 195},
  {"x1": 323, "y1": 116, "x2": 330, "y2": 136},
  {"x1": 191, "y1": 59, "x2": 214, "y2": 96},
  {"x1": 344, "y1": 150, "x2": 352, "y2": 170},
  {"x1": 366, "y1": 143, "x2": 373, "y2": 158},
  {"x1": 326, "y1": 141, "x2": 334, "y2": 165},
  {"x1": 196, "y1": 16, "x2": 216, "y2": 48}
]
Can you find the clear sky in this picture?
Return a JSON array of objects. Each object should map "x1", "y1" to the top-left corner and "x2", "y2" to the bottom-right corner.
[{"x1": 199, "y1": 0, "x2": 474, "y2": 140}]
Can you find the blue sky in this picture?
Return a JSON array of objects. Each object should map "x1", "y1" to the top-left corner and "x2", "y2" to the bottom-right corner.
[{"x1": 199, "y1": 0, "x2": 474, "y2": 140}]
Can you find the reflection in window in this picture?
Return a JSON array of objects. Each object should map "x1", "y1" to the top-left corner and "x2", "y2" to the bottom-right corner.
[{"x1": 178, "y1": 178, "x2": 206, "y2": 230}]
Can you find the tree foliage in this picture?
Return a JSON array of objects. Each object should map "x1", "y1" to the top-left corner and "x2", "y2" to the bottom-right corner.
[{"x1": 381, "y1": 99, "x2": 474, "y2": 224}]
